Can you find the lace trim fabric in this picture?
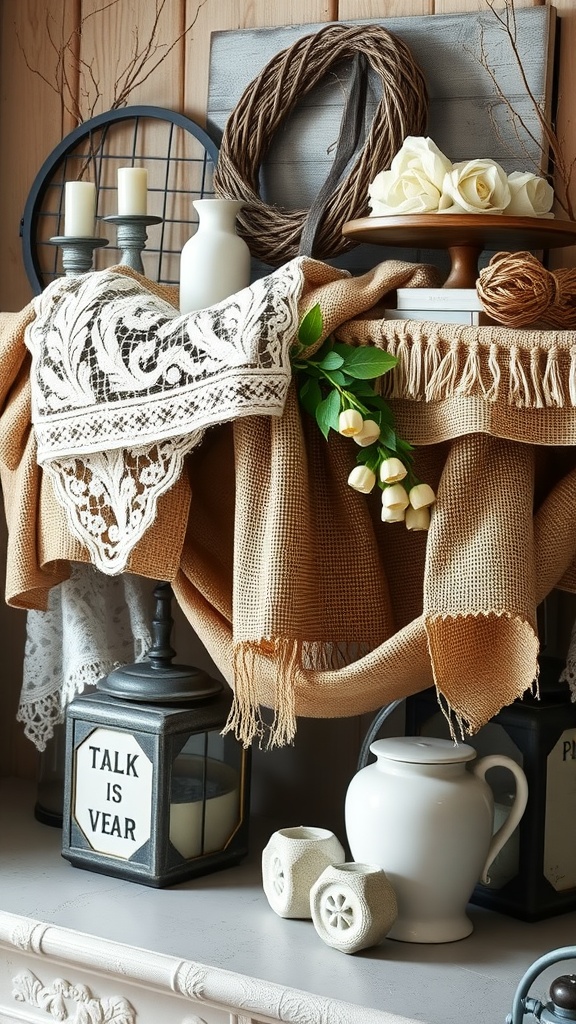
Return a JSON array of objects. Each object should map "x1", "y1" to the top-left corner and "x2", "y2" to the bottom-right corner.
[
  {"x1": 24, "y1": 261, "x2": 304, "y2": 573},
  {"x1": 18, "y1": 564, "x2": 153, "y2": 751},
  {"x1": 43, "y1": 439, "x2": 200, "y2": 575},
  {"x1": 559, "y1": 616, "x2": 576, "y2": 704}
]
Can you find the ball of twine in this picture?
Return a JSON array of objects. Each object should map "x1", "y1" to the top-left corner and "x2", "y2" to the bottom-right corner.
[
  {"x1": 213, "y1": 22, "x2": 428, "y2": 265},
  {"x1": 477, "y1": 251, "x2": 576, "y2": 329}
]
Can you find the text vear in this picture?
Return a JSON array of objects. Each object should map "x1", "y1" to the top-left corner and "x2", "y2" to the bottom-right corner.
[{"x1": 88, "y1": 809, "x2": 137, "y2": 840}]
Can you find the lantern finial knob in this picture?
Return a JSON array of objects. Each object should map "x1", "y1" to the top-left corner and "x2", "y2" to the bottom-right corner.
[{"x1": 97, "y1": 582, "x2": 222, "y2": 704}]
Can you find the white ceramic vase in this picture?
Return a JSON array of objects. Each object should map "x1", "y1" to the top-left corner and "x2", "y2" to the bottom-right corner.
[
  {"x1": 262, "y1": 825, "x2": 345, "y2": 919},
  {"x1": 344, "y1": 736, "x2": 528, "y2": 943},
  {"x1": 310, "y1": 862, "x2": 398, "y2": 955},
  {"x1": 179, "y1": 198, "x2": 251, "y2": 314}
]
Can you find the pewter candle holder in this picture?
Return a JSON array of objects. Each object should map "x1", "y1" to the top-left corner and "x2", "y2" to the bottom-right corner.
[
  {"x1": 102, "y1": 214, "x2": 163, "y2": 274},
  {"x1": 49, "y1": 236, "x2": 109, "y2": 276}
]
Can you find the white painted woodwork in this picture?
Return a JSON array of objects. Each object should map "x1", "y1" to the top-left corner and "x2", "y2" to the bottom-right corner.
[{"x1": 1, "y1": 780, "x2": 576, "y2": 1024}]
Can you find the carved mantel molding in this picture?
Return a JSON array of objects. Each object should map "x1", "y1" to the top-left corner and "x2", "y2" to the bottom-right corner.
[{"x1": 0, "y1": 911, "x2": 398, "y2": 1024}]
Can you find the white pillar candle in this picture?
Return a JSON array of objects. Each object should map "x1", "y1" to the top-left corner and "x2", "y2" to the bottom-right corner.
[
  {"x1": 117, "y1": 167, "x2": 148, "y2": 215},
  {"x1": 169, "y1": 785, "x2": 239, "y2": 860},
  {"x1": 64, "y1": 181, "x2": 96, "y2": 237}
]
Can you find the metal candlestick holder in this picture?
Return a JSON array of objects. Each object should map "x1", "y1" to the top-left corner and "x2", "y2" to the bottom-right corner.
[
  {"x1": 102, "y1": 214, "x2": 163, "y2": 274},
  {"x1": 49, "y1": 236, "x2": 109, "y2": 276}
]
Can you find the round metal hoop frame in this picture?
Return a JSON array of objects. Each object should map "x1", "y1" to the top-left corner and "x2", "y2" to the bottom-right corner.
[{"x1": 21, "y1": 104, "x2": 219, "y2": 294}]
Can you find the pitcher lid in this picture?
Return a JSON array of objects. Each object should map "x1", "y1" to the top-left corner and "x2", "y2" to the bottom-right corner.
[{"x1": 369, "y1": 736, "x2": 477, "y2": 764}]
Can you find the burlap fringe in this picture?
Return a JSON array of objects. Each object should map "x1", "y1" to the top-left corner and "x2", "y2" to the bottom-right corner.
[
  {"x1": 224, "y1": 638, "x2": 370, "y2": 748},
  {"x1": 433, "y1": 675, "x2": 540, "y2": 745},
  {"x1": 223, "y1": 639, "x2": 300, "y2": 750},
  {"x1": 378, "y1": 332, "x2": 573, "y2": 408},
  {"x1": 428, "y1": 611, "x2": 541, "y2": 743}
]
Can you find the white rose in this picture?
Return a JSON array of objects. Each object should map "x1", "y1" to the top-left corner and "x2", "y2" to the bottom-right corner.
[
  {"x1": 338, "y1": 409, "x2": 363, "y2": 437},
  {"x1": 381, "y1": 505, "x2": 406, "y2": 523},
  {"x1": 353, "y1": 419, "x2": 381, "y2": 447},
  {"x1": 439, "y1": 158, "x2": 511, "y2": 214},
  {"x1": 506, "y1": 170, "x2": 554, "y2": 217},
  {"x1": 368, "y1": 136, "x2": 453, "y2": 216}
]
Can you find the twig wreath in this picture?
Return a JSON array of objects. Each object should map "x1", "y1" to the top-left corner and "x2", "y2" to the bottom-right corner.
[{"x1": 213, "y1": 22, "x2": 428, "y2": 265}]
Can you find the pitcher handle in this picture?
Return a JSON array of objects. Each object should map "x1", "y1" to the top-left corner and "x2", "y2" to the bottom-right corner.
[{"x1": 472, "y1": 754, "x2": 529, "y2": 885}]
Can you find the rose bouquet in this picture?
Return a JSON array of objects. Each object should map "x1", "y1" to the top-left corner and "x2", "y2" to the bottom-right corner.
[
  {"x1": 368, "y1": 136, "x2": 554, "y2": 218},
  {"x1": 291, "y1": 305, "x2": 435, "y2": 532}
]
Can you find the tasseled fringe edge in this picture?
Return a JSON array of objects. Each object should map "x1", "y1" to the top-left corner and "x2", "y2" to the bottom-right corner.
[
  {"x1": 222, "y1": 638, "x2": 372, "y2": 749},
  {"x1": 223, "y1": 639, "x2": 300, "y2": 750},
  {"x1": 301, "y1": 639, "x2": 373, "y2": 669},
  {"x1": 432, "y1": 676, "x2": 540, "y2": 744},
  {"x1": 378, "y1": 332, "x2": 576, "y2": 409},
  {"x1": 432, "y1": 657, "x2": 540, "y2": 744}
]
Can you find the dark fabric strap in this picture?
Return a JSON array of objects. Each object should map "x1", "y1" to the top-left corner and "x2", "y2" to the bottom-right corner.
[{"x1": 298, "y1": 53, "x2": 369, "y2": 258}]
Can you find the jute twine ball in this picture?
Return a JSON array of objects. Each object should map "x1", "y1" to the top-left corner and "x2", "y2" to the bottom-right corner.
[
  {"x1": 477, "y1": 251, "x2": 576, "y2": 329},
  {"x1": 213, "y1": 22, "x2": 428, "y2": 265}
]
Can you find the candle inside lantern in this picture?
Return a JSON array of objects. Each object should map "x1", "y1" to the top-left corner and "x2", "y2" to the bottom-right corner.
[
  {"x1": 64, "y1": 181, "x2": 96, "y2": 237},
  {"x1": 117, "y1": 167, "x2": 148, "y2": 215},
  {"x1": 169, "y1": 758, "x2": 239, "y2": 859}
]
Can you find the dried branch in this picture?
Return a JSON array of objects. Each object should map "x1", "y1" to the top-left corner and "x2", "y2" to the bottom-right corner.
[
  {"x1": 111, "y1": 0, "x2": 207, "y2": 109},
  {"x1": 18, "y1": 0, "x2": 209, "y2": 126},
  {"x1": 478, "y1": 0, "x2": 575, "y2": 220}
]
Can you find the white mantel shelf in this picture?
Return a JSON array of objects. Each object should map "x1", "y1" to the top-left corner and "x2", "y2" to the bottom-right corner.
[{"x1": 0, "y1": 779, "x2": 575, "y2": 1024}]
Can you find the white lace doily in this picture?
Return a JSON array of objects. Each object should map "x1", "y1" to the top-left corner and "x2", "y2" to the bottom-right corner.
[
  {"x1": 25, "y1": 261, "x2": 304, "y2": 573},
  {"x1": 559, "y1": 616, "x2": 576, "y2": 703},
  {"x1": 18, "y1": 564, "x2": 153, "y2": 750}
]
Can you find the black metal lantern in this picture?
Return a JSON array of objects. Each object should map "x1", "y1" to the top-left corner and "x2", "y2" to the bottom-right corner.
[
  {"x1": 404, "y1": 656, "x2": 576, "y2": 921},
  {"x1": 62, "y1": 584, "x2": 251, "y2": 887}
]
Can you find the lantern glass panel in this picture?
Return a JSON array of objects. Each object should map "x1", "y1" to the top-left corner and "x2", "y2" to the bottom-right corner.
[{"x1": 169, "y1": 731, "x2": 242, "y2": 860}]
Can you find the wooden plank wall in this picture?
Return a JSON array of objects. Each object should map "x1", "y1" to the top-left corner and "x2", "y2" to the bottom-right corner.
[
  {"x1": 0, "y1": 0, "x2": 574, "y2": 780},
  {"x1": 1, "y1": 0, "x2": 574, "y2": 312}
]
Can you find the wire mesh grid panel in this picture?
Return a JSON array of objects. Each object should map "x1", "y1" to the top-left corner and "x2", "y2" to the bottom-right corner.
[{"x1": 21, "y1": 106, "x2": 219, "y2": 293}]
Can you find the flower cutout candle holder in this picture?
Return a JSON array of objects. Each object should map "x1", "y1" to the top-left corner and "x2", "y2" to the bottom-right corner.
[
  {"x1": 310, "y1": 862, "x2": 398, "y2": 954},
  {"x1": 262, "y1": 826, "x2": 345, "y2": 919}
]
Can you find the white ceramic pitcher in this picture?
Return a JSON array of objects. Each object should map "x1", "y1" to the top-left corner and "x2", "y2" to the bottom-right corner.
[{"x1": 345, "y1": 736, "x2": 528, "y2": 943}]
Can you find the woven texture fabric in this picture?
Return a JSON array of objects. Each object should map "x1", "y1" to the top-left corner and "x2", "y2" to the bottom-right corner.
[{"x1": 1, "y1": 259, "x2": 576, "y2": 747}]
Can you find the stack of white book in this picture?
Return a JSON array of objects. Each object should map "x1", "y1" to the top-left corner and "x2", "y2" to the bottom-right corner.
[{"x1": 384, "y1": 288, "x2": 487, "y2": 325}]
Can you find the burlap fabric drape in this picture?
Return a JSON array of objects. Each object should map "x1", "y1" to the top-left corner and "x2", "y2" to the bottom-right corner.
[{"x1": 1, "y1": 259, "x2": 576, "y2": 748}]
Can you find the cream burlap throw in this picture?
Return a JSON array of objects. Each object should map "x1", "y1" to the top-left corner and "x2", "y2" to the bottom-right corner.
[{"x1": 2, "y1": 257, "x2": 576, "y2": 747}]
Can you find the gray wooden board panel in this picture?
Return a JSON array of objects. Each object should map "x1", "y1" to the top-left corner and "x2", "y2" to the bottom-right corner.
[
  {"x1": 207, "y1": 7, "x2": 557, "y2": 280},
  {"x1": 259, "y1": 98, "x2": 547, "y2": 168}
]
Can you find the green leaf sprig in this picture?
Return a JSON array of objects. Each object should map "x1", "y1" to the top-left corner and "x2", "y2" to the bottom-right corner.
[{"x1": 291, "y1": 304, "x2": 436, "y2": 530}]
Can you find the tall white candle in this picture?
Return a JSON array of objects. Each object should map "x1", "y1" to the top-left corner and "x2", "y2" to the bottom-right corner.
[
  {"x1": 117, "y1": 167, "x2": 148, "y2": 215},
  {"x1": 64, "y1": 181, "x2": 96, "y2": 237}
]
